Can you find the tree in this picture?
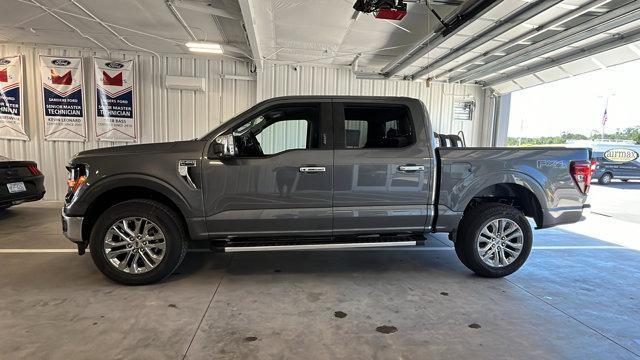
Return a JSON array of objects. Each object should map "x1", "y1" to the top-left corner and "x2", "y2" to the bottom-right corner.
[{"x1": 508, "y1": 126, "x2": 639, "y2": 146}]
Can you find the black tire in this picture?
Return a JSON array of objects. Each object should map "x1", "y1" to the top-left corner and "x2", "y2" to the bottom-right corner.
[
  {"x1": 453, "y1": 230, "x2": 471, "y2": 269},
  {"x1": 598, "y1": 173, "x2": 612, "y2": 185},
  {"x1": 89, "y1": 199, "x2": 188, "y2": 285},
  {"x1": 454, "y1": 203, "x2": 532, "y2": 278}
]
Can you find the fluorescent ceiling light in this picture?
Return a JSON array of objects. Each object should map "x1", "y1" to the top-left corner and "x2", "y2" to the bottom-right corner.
[
  {"x1": 186, "y1": 41, "x2": 222, "y2": 49},
  {"x1": 186, "y1": 42, "x2": 224, "y2": 54},
  {"x1": 188, "y1": 47, "x2": 224, "y2": 54}
]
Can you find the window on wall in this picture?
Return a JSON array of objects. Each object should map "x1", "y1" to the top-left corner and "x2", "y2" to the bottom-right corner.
[
  {"x1": 233, "y1": 106, "x2": 320, "y2": 157},
  {"x1": 343, "y1": 106, "x2": 414, "y2": 149},
  {"x1": 453, "y1": 100, "x2": 475, "y2": 121}
]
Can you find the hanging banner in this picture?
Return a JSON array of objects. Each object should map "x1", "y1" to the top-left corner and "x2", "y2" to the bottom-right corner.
[
  {"x1": 0, "y1": 55, "x2": 28, "y2": 140},
  {"x1": 94, "y1": 58, "x2": 137, "y2": 142},
  {"x1": 39, "y1": 56, "x2": 87, "y2": 141}
]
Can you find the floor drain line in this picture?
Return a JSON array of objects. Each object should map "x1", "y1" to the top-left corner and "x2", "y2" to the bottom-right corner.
[{"x1": 182, "y1": 254, "x2": 233, "y2": 359}]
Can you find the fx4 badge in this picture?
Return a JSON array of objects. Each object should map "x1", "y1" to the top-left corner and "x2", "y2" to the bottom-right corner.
[{"x1": 537, "y1": 160, "x2": 567, "y2": 169}]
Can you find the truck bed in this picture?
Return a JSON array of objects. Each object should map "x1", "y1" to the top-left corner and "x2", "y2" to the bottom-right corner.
[{"x1": 435, "y1": 147, "x2": 590, "y2": 231}]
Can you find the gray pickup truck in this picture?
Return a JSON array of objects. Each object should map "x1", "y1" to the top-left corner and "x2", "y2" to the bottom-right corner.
[{"x1": 62, "y1": 96, "x2": 591, "y2": 285}]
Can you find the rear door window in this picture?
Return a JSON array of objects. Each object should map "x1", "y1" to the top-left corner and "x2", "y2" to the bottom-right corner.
[{"x1": 342, "y1": 106, "x2": 415, "y2": 149}]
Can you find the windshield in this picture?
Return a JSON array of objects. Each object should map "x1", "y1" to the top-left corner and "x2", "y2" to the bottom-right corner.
[{"x1": 233, "y1": 115, "x2": 266, "y2": 136}]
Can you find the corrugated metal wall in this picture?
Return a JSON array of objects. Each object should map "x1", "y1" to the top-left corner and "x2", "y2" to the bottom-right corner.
[
  {"x1": 258, "y1": 62, "x2": 496, "y2": 147},
  {"x1": 0, "y1": 45, "x2": 495, "y2": 201},
  {"x1": 0, "y1": 44, "x2": 256, "y2": 200}
]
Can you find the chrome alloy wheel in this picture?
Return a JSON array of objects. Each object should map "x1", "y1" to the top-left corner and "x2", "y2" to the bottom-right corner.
[
  {"x1": 103, "y1": 217, "x2": 166, "y2": 274},
  {"x1": 476, "y1": 218, "x2": 524, "y2": 267}
]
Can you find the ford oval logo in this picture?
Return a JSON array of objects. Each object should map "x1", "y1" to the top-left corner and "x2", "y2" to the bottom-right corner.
[
  {"x1": 603, "y1": 148, "x2": 639, "y2": 163},
  {"x1": 51, "y1": 59, "x2": 71, "y2": 66},
  {"x1": 0, "y1": 59, "x2": 11, "y2": 65},
  {"x1": 105, "y1": 61, "x2": 124, "y2": 69}
]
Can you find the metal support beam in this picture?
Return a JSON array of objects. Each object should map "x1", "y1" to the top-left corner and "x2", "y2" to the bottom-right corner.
[
  {"x1": 485, "y1": 27, "x2": 640, "y2": 86},
  {"x1": 450, "y1": 1, "x2": 640, "y2": 83},
  {"x1": 434, "y1": 0, "x2": 612, "y2": 81},
  {"x1": 409, "y1": 0, "x2": 563, "y2": 80},
  {"x1": 221, "y1": 44, "x2": 251, "y2": 57},
  {"x1": 238, "y1": 0, "x2": 262, "y2": 68},
  {"x1": 351, "y1": 53, "x2": 361, "y2": 72},
  {"x1": 493, "y1": 93, "x2": 511, "y2": 147},
  {"x1": 381, "y1": 0, "x2": 503, "y2": 78}
]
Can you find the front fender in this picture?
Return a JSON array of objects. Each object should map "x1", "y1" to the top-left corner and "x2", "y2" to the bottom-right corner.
[{"x1": 66, "y1": 173, "x2": 197, "y2": 219}]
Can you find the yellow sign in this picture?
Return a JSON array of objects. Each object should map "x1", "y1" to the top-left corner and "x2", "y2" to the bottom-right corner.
[{"x1": 603, "y1": 148, "x2": 639, "y2": 162}]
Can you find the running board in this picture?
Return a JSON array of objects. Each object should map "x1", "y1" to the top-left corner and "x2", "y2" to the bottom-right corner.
[{"x1": 224, "y1": 240, "x2": 418, "y2": 253}]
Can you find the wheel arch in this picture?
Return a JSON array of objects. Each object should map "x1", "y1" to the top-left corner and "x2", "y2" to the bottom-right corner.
[
  {"x1": 77, "y1": 175, "x2": 192, "y2": 244},
  {"x1": 463, "y1": 183, "x2": 544, "y2": 228},
  {"x1": 452, "y1": 171, "x2": 548, "y2": 229}
]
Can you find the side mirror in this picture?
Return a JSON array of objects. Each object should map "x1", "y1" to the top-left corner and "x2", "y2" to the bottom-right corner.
[{"x1": 208, "y1": 134, "x2": 235, "y2": 158}]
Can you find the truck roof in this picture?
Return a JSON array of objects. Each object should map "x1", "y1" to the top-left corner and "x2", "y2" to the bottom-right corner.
[{"x1": 259, "y1": 95, "x2": 423, "y2": 103}]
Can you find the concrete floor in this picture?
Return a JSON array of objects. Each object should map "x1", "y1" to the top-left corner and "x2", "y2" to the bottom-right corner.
[
  {"x1": 1, "y1": 185, "x2": 639, "y2": 359},
  {"x1": 587, "y1": 180, "x2": 640, "y2": 224}
]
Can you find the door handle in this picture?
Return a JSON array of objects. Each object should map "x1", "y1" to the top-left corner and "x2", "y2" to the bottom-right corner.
[
  {"x1": 398, "y1": 164, "x2": 425, "y2": 172},
  {"x1": 299, "y1": 166, "x2": 326, "y2": 173}
]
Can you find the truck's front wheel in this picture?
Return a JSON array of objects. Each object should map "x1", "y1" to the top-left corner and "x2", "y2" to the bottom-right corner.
[
  {"x1": 89, "y1": 200, "x2": 188, "y2": 285},
  {"x1": 455, "y1": 203, "x2": 532, "y2": 278}
]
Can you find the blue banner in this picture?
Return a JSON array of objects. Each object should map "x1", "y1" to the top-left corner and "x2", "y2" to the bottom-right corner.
[
  {"x1": 94, "y1": 58, "x2": 137, "y2": 142},
  {"x1": 0, "y1": 56, "x2": 28, "y2": 140},
  {"x1": 40, "y1": 55, "x2": 86, "y2": 141}
]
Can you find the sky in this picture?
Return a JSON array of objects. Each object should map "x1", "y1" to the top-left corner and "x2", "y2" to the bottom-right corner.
[{"x1": 508, "y1": 60, "x2": 640, "y2": 138}]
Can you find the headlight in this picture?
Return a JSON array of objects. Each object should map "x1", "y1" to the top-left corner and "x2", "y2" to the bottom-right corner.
[{"x1": 65, "y1": 164, "x2": 88, "y2": 199}]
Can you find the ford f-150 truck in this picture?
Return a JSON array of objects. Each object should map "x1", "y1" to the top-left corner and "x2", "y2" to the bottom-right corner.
[{"x1": 62, "y1": 96, "x2": 591, "y2": 285}]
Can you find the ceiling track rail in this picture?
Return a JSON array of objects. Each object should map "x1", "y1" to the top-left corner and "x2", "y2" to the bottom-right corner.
[
  {"x1": 485, "y1": 27, "x2": 640, "y2": 86},
  {"x1": 380, "y1": 0, "x2": 503, "y2": 78},
  {"x1": 434, "y1": 0, "x2": 613, "y2": 81},
  {"x1": 426, "y1": 4, "x2": 448, "y2": 28},
  {"x1": 450, "y1": 0, "x2": 640, "y2": 83},
  {"x1": 409, "y1": 0, "x2": 564, "y2": 80},
  {"x1": 166, "y1": 0, "x2": 198, "y2": 41}
]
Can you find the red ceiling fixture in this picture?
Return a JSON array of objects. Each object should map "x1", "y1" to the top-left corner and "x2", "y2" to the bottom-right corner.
[
  {"x1": 353, "y1": 0, "x2": 408, "y2": 21},
  {"x1": 375, "y1": 8, "x2": 407, "y2": 20}
]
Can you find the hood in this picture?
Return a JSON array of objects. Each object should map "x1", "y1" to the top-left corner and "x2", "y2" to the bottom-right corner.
[{"x1": 76, "y1": 140, "x2": 199, "y2": 157}]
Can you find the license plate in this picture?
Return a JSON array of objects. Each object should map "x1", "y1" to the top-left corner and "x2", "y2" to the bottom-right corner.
[{"x1": 7, "y1": 182, "x2": 26, "y2": 193}]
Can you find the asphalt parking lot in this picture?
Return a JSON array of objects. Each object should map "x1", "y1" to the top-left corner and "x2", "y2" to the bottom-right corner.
[{"x1": 1, "y1": 182, "x2": 639, "y2": 359}]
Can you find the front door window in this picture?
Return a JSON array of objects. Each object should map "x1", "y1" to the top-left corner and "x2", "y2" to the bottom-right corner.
[{"x1": 232, "y1": 106, "x2": 320, "y2": 157}]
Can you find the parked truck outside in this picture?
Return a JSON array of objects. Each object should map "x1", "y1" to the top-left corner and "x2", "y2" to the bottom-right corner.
[{"x1": 62, "y1": 96, "x2": 591, "y2": 285}]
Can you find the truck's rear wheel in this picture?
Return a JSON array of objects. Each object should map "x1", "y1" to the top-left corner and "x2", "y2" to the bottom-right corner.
[
  {"x1": 455, "y1": 203, "x2": 532, "y2": 278},
  {"x1": 89, "y1": 200, "x2": 187, "y2": 285}
]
